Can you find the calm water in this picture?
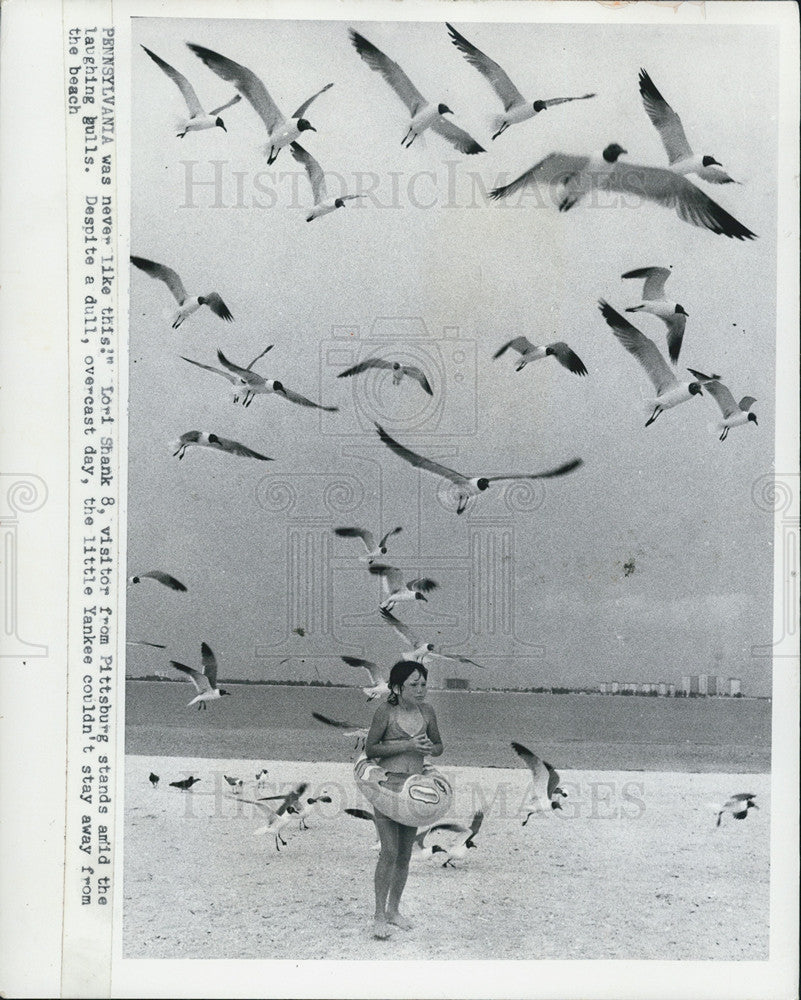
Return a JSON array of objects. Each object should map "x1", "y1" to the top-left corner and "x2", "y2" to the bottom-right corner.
[{"x1": 125, "y1": 682, "x2": 771, "y2": 772}]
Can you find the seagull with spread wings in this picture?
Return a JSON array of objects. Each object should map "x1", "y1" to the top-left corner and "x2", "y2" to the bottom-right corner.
[
  {"x1": 375, "y1": 423, "x2": 582, "y2": 515},
  {"x1": 446, "y1": 23, "x2": 595, "y2": 140},
  {"x1": 493, "y1": 337, "x2": 588, "y2": 377},
  {"x1": 415, "y1": 811, "x2": 484, "y2": 866},
  {"x1": 337, "y1": 357, "x2": 433, "y2": 396},
  {"x1": 686, "y1": 370, "x2": 757, "y2": 441},
  {"x1": 334, "y1": 525, "x2": 402, "y2": 565},
  {"x1": 598, "y1": 301, "x2": 705, "y2": 427},
  {"x1": 369, "y1": 564, "x2": 439, "y2": 611},
  {"x1": 140, "y1": 45, "x2": 241, "y2": 137},
  {"x1": 349, "y1": 29, "x2": 484, "y2": 154},
  {"x1": 170, "y1": 431, "x2": 273, "y2": 462},
  {"x1": 714, "y1": 792, "x2": 758, "y2": 827},
  {"x1": 489, "y1": 143, "x2": 756, "y2": 240},
  {"x1": 511, "y1": 742, "x2": 568, "y2": 823},
  {"x1": 170, "y1": 643, "x2": 231, "y2": 710},
  {"x1": 340, "y1": 656, "x2": 391, "y2": 702},
  {"x1": 187, "y1": 43, "x2": 333, "y2": 164},
  {"x1": 290, "y1": 143, "x2": 365, "y2": 222},
  {"x1": 130, "y1": 256, "x2": 233, "y2": 329},
  {"x1": 127, "y1": 570, "x2": 187, "y2": 592},
  {"x1": 311, "y1": 711, "x2": 369, "y2": 750},
  {"x1": 622, "y1": 266, "x2": 689, "y2": 364},
  {"x1": 182, "y1": 347, "x2": 337, "y2": 410},
  {"x1": 380, "y1": 608, "x2": 486, "y2": 670},
  {"x1": 639, "y1": 69, "x2": 739, "y2": 184}
]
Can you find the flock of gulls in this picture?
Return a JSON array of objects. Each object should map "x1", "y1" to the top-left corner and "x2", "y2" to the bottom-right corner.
[{"x1": 131, "y1": 24, "x2": 763, "y2": 860}]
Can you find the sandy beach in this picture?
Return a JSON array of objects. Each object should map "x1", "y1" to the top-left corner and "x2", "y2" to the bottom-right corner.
[{"x1": 123, "y1": 755, "x2": 769, "y2": 961}]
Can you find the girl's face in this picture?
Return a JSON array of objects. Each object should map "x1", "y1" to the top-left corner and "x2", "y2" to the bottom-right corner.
[{"x1": 398, "y1": 670, "x2": 427, "y2": 704}]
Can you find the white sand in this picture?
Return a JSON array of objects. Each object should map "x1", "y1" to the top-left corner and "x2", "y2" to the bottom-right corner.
[{"x1": 123, "y1": 756, "x2": 769, "y2": 960}]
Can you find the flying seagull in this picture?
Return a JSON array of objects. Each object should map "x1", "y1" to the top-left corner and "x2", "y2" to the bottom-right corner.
[
  {"x1": 598, "y1": 301, "x2": 704, "y2": 426},
  {"x1": 419, "y1": 811, "x2": 484, "y2": 867},
  {"x1": 140, "y1": 45, "x2": 241, "y2": 137},
  {"x1": 489, "y1": 144, "x2": 756, "y2": 240},
  {"x1": 686, "y1": 370, "x2": 757, "y2": 440},
  {"x1": 311, "y1": 711, "x2": 368, "y2": 750},
  {"x1": 183, "y1": 347, "x2": 338, "y2": 410},
  {"x1": 127, "y1": 570, "x2": 187, "y2": 592},
  {"x1": 368, "y1": 564, "x2": 439, "y2": 611},
  {"x1": 375, "y1": 422, "x2": 582, "y2": 515},
  {"x1": 337, "y1": 357, "x2": 433, "y2": 395},
  {"x1": 149, "y1": 772, "x2": 160, "y2": 787},
  {"x1": 380, "y1": 608, "x2": 486, "y2": 670},
  {"x1": 639, "y1": 68, "x2": 739, "y2": 184},
  {"x1": 169, "y1": 642, "x2": 231, "y2": 709},
  {"x1": 446, "y1": 23, "x2": 595, "y2": 140},
  {"x1": 170, "y1": 431, "x2": 273, "y2": 462},
  {"x1": 622, "y1": 266, "x2": 689, "y2": 364},
  {"x1": 130, "y1": 256, "x2": 233, "y2": 328},
  {"x1": 493, "y1": 337, "x2": 588, "y2": 376},
  {"x1": 340, "y1": 656, "x2": 391, "y2": 702},
  {"x1": 169, "y1": 776, "x2": 200, "y2": 791},
  {"x1": 290, "y1": 143, "x2": 365, "y2": 222},
  {"x1": 715, "y1": 792, "x2": 758, "y2": 827},
  {"x1": 252, "y1": 782, "x2": 310, "y2": 849},
  {"x1": 334, "y1": 525, "x2": 403, "y2": 564},
  {"x1": 349, "y1": 29, "x2": 484, "y2": 154},
  {"x1": 187, "y1": 43, "x2": 333, "y2": 164},
  {"x1": 511, "y1": 741, "x2": 568, "y2": 823}
]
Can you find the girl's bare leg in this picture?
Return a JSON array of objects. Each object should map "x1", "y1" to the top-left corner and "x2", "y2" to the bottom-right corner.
[
  {"x1": 372, "y1": 810, "x2": 398, "y2": 938},
  {"x1": 386, "y1": 825, "x2": 417, "y2": 929}
]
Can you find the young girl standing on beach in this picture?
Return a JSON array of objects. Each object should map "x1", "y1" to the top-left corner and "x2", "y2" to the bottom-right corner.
[{"x1": 363, "y1": 660, "x2": 444, "y2": 939}]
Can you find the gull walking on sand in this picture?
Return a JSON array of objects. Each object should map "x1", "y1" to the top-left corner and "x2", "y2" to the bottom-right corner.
[
  {"x1": 187, "y1": 43, "x2": 333, "y2": 164},
  {"x1": 511, "y1": 741, "x2": 568, "y2": 821},
  {"x1": 687, "y1": 370, "x2": 757, "y2": 441},
  {"x1": 489, "y1": 144, "x2": 756, "y2": 239},
  {"x1": 140, "y1": 45, "x2": 241, "y2": 137},
  {"x1": 130, "y1": 256, "x2": 233, "y2": 328},
  {"x1": 334, "y1": 525, "x2": 402, "y2": 565},
  {"x1": 169, "y1": 776, "x2": 201, "y2": 791},
  {"x1": 169, "y1": 643, "x2": 231, "y2": 710},
  {"x1": 349, "y1": 29, "x2": 484, "y2": 154},
  {"x1": 639, "y1": 68, "x2": 739, "y2": 184},
  {"x1": 622, "y1": 266, "x2": 689, "y2": 364},
  {"x1": 445, "y1": 23, "x2": 595, "y2": 140},
  {"x1": 598, "y1": 300, "x2": 705, "y2": 427}
]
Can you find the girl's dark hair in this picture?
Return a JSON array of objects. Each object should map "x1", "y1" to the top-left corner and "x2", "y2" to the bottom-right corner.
[{"x1": 387, "y1": 660, "x2": 428, "y2": 705}]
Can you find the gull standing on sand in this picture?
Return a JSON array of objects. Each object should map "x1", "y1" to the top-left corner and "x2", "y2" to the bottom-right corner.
[
  {"x1": 493, "y1": 337, "x2": 588, "y2": 376},
  {"x1": 489, "y1": 144, "x2": 756, "y2": 240},
  {"x1": 349, "y1": 29, "x2": 484, "y2": 154},
  {"x1": 183, "y1": 347, "x2": 338, "y2": 410},
  {"x1": 149, "y1": 772, "x2": 160, "y2": 787},
  {"x1": 368, "y1": 564, "x2": 439, "y2": 611},
  {"x1": 715, "y1": 793, "x2": 758, "y2": 827},
  {"x1": 380, "y1": 608, "x2": 486, "y2": 669},
  {"x1": 128, "y1": 570, "x2": 187, "y2": 592},
  {"x1": 511, "y1": 742, "x2": 568, "y2": 822},
  {"x1": 337, "y1": 357, "x2": 433, "y2": 396},
  {"x1": 169, "y1": 643, "x2": 231, "y2": 710},
  {"x1": 622, "y1": 266, "x2": 689, "y2": 364},
  {"x1": 639, "y1": 69, "x2": 739, "y2": 184},
  {"x1": 598, "y1": 300, "x2": 705, "y2": 427},
  {"x1": 224, "y1": 775, "x2": 244, "y2": 795},
  {"x1": 340, "y1": 657, "x2": 391, "y2": 702},
  {"x1": 171, "y1": 431, "x2": 273, "y2": 462},
  {"x1": 187, "y1": 43, "x2": 333, "y2": 164},
  {"x1": 375, "y1": 423, "x2": 582, "y2": 515},
  {"x1": 687, "y1": 370, "x2": 758, "y2": 440},
  {"x1": 312, "y1": 711, "x2": 369, "y2": 750},
  {"x1": 140, "y1": 45, "x2": 241, "y2": 137},
  {"x1": 445, "y1": 23, "x2": 595, "y2": 140},
  {"x1": 290, "y1": 143, "x2": 365, "y2": 222},
  {"x1": 130, "y1": 256, "x2": 233, "y2": 329},
  {"x1": 169, "y1": 776, "x2": 201, "y2": 791},
  {"x1": 334, "y1": 525, "x2": 403, "y2": 565}
]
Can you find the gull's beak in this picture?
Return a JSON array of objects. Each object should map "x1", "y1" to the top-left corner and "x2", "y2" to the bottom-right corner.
[{"x1": 219, "y1": 122, "x2": 227, "y2": 133}]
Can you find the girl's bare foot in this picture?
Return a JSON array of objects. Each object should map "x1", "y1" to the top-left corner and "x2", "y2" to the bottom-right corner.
[
  {"x1": 386, "y1": 912, "x2": 413, "y2": 930},
  {"x1": 372, "y1": 918, "x2": 392, "y2": 939}
]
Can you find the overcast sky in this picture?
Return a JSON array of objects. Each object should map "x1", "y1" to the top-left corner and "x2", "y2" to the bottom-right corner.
[{"x1": 127, "y1": 15, "x2": 778, "y2": 694}]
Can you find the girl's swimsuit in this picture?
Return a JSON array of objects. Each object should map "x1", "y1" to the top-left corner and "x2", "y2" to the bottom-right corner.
[{"x1": 381, "y1": 706, "x2": 428, "y2": 779}]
